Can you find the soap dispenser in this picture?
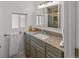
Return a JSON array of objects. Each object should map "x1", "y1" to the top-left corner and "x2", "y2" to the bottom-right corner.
[{"x1": 59, "y1": 28, "x2": 64, "y2": 48}]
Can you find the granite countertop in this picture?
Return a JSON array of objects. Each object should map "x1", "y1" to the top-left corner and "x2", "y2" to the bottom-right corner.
[
  {"x1": 45, "y1": 35, "x2": 64, "y2": 52},
  {"x1": 25, "y1": 31, "x2": 64, "y2": 52}
]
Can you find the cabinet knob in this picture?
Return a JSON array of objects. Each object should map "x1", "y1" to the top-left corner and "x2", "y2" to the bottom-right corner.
[{"x1": 4, "y1": 34, "x2": 8, "y2": 36}]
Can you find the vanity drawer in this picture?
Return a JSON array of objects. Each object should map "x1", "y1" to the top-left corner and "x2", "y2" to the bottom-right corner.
[
  {"x1": 30, "y1": 36, "x2": 45, "y2": 48},
  {"x1": 30, "y1": 40, "x2": 45, "y2": 53},
  {"x1": 46, "y1": 44, "x2": 64, "y2": 58},
  {"x1": 30, "y1": 40, "x2": 45, "y2": 58},
  {"x1": 46, "y1": 52, "x2": 58, "y2": 58}
]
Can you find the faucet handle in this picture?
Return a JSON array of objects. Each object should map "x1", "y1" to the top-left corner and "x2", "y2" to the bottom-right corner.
[{"x1": 43, "y1": 31, "x2": 46, "y2": 34}]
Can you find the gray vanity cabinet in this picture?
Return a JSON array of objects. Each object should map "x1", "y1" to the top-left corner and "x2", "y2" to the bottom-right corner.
[
  {"x1": 24, "y1": 33, "x2": 30, "y2": 57},
  {"x1": 24, "y1": 32, "x2": 64, "y2": 58},
  {"x1": 30, "y1": 43, "x2": 37, "y2": 58},
  {"x1": 30, "y1": 40, "x2": 45, "y2": 58},
  {"x1": 46, "y1": 44, "x2": 64, "y2": 58}
]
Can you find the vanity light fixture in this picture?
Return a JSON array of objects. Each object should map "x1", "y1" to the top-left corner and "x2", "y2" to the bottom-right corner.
[{"x1": 38, "y1": 1, "x2": 58, "y2": 9}]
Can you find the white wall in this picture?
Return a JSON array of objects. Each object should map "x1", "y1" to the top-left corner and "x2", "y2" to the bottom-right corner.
[
  {"x1": 59, "y1": 1, "x2": 64, "y2": 30},
  {"x1": 76, "y1": 2, "x2": 79, "y2": 49},
  {"x1": 0, "y1": 2, "x2": 6, "y2": 34},
  {"x1": 64, "y1": 1, "x2": 76, "y2": 57},
  {"x1": 0, "y1": 1, "x2": 35, "y2": 34},
  {"x1": 0, "y1": 1, "x2": 36, "y2": 57},
  {"x1": 33, "y1": 1, "x2": 45, "y2": 26}
]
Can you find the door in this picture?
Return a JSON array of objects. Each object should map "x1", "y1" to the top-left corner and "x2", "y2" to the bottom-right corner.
[
  {"x1": 18, "y1": 32, "x2": 24, "y2": 53},
  {"x1": 10, "y1": 13, "x2": 26, "y2": 57},
  {"x1": 9, "y1": 34, "x2": 19, "y2": 57}
]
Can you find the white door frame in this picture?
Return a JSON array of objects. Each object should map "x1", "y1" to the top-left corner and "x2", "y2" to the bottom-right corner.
[{"x1": 64, "y1": 1, "x2": 76, "y2": 58}]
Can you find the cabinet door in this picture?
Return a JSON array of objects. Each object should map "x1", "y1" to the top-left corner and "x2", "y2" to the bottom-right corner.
[
  {"x1": 30, "y1": 41, "x2": 45, "y2": 58},
  {"x1": 24, "y1": 34, "x2": 30, "y2": 57},
  {"x1": 46, "y1": 52, "x2": 57, "y2": 58},
  {"x1": 30, "y1": 45, "x2": 45, "y2": 58},
  {"x1": 46, "y1": 44, "x2": 64, "y2": 58},
  {"x1": 46, "y1": 54, "x2": 54, "y2": 58},
  {"x1": 24, "y1": 44, "x2": 30, "y2": 57},
  {"x1": 36, "y1": 49, "x2": 45, "y2": 58},
  {"x1": 30, "y1": 45, "x2": 37, "y2": 58}
]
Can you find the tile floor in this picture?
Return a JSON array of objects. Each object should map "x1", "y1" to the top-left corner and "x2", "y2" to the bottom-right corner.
[{"x1": 12, "y1": 51, "x2": 26, "y2": 58}]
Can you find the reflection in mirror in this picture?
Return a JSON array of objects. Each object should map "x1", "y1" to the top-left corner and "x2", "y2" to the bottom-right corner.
[
  {"x1": 48, "y1": 4, "x2": 59, "y2": 28},
  {"x1": 35, "y1": 1, "x2": 45, "y2": 27},
  {"x1": 38, "y1": 1, "x2": 59, "y2": 29}
]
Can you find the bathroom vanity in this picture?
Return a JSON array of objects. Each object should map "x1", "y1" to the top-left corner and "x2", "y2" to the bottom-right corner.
[{"x1": 24, "y1": 30, "x2": 64, "y2": 58}]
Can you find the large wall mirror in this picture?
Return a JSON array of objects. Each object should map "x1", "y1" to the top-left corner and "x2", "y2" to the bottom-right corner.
[
  {"x1": 35, "y1": 1, "x2": 62, "y2": 32},
  {"x1": 43, "y1": 1, "x2": 60, "y2": 29},
  {"x1": 47, "y1": 4, "x2": 59, "y2": 28},
  {"x1": 37, "y1": 1, "x2": 60, "y2": 28}
]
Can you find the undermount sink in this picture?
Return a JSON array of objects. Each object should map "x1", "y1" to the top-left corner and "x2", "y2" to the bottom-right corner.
[{"x1": 34, "y1": 33, "x2": 49, "y2": 40}]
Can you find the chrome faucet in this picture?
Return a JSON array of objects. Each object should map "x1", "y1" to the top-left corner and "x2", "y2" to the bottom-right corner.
[{"x1": 42, "y1": 30, "x2": 46, "y2": 34}]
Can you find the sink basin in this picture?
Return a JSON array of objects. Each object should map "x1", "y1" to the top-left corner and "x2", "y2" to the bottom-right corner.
[{"x1": 34, "y1": 34, "x2": 49, "y2": 40}]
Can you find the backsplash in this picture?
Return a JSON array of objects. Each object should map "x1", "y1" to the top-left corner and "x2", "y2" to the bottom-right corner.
[
  {"x1": 35, "y1": 27, "x2": 62, "y2": 38},
  {"x1": 44, "y1": 30, "x2": 62, "y2": 38}
]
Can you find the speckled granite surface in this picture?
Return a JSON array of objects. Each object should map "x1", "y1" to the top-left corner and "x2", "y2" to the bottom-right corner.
[
  {"x1": 45, "y1": 35, "x2": 64, "y2": 52},
  {"x1": 25, "y1": 31, "x2": 64, "y2": 52}
]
